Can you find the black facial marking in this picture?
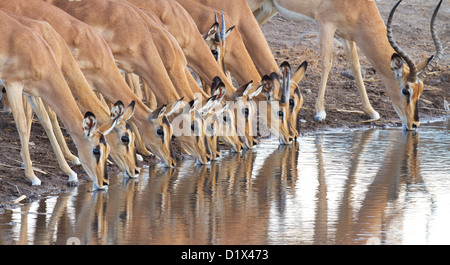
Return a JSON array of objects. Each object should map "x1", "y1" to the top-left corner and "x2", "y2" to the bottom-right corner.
[
  {"x1": 93, "y1": 144, "x2": 101, "y2": 164},
  {"x1": 162, "y1": 116, "x2": 171, "y2": 128},
  {"x1": 204, "y1": 135, "x2": 211, "y2": 157},
  {"x1": 99, "y1": 134, "x2": 107, "y2": 146},
  {"x1": 414, "y1": 100, "x2": 419, "y2": 122}
]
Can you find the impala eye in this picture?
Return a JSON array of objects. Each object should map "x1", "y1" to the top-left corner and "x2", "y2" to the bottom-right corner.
[
  {"x1": 211, "y1": 49, "x2": 218, "y2": 57},
  {"x1": 121, "y1": 136, "x2": 129, "y2": 144},
  {"x1": 156, "y1": 128, "x2": 164, "y2": 136},
  {"x1": 402, "y1": 88, "x2": 410, "y2": 96},
  {"x1": 278, "y1": 110, "x2": 284, "y2": 118},
  {"x1": 93, "y1": 148, "x2": 100, "y2": 156},
  {"x1": 243, "y1": 108, "x2": 249, "y2": 117},
  {"x1": 289, "y1": 99, "x2": 295, "y2": 107},
  {"x1": 191, "y1": 123, "x2": 196, "y2": 132},
  {"x1": 223, "y1": 115, "x2": 228, "y2": 122}
]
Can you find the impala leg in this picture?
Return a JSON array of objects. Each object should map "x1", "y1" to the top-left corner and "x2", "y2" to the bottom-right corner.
[
  {"x1": 315, "y1": 24, "x2": 336, "y2": 122},
  {"x1": 253, "y1": 0, "x2": 279, "y2": 25},
  {"x1": 43, "y1": 102, "x2": 81, "y2": 166},
  {"x1": 26, "y1": 96, "x2": 78, "y2": 184},
  {"x1": 124, "y1": 73, "x2": 143, "y2": 101},
  {"x1": 341, "y1": 39, "x2": 380, "y2": 120},
  {"x1": 6, "y1": 84, "x2": 41, "y2": 185},
  {"x1": 141, "y1": 78, "x2": 157, "y2": 110}
]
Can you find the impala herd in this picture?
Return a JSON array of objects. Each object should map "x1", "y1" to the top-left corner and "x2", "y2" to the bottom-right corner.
[{"x1": 0, "y1": 0, "x2": 443, "y2": 190}]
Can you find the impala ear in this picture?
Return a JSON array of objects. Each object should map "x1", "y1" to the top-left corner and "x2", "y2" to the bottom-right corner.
[
  {"x1": 97, "y1": 118, "x2": 117, "y2": 136},
  {"x1": 203, "y1": 22, "x2": 220, "y2": 42},
  {"x1": 148, "y1": 105, "x2": 167, "y2": 120},
  {"x1": 390, "y1": 53, "x2": 404, "y2": 78},
  {"x1": 165, "y1": 97, "x2": 184, "y2": 117},
  {"x1": 232, "y1": 80, "x2": 253, "y2": 101},
  {"x1": 82, "y1": 111, "x2": 97, "y2": 138},
  {"x1": 260, "y1": 75, "x2": 273, "y2": 100},
  {"x1": 417, "y1": 55, "x2": 434, "y2": 73},
  {"x1": 292, "y1": 61, "x2": 307, "y2": 84},
  {"x1": 213, "y1": 82, "x2": 226, "y2": 102},
  {"x1": 122, "y1": 100, "x2": 136, "y2": 121},
  {"x1": 223, "y1": 25, "x2": 235, "y2": 39},
  {"x1": 248, "y1": 84, "x2": 263, "y2": 99},
  {"x1": 110, "y1": 100, "x2": 125, "y2": 121},
  {"x1": 200, "y1": 95, "x2": 218, "y2": 114},
  {"x1": 186, "y1": 98, "x2": 200, "y2": 112},
  {"x1": 279, "y1": 61, "x2": 291, "y2": 104}
]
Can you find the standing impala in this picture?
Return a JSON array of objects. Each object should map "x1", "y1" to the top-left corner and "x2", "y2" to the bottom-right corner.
[
  {"x1": 248, "y1": 0, "x2": 443, "y2": 130},
  {"x1": 0, "y1": 10, "x2": 115, "y2": 189}
]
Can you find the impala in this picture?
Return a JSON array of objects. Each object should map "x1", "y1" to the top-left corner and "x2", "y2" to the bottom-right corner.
[
  {"x1": 257, "y1": 61, "x2": 307, "y2": 140},
  {"x1": 48, "y1": 0, "x2": 222, "y2": 163},
  {"x1": 170, "y1": 97, "x2": 212, "y2": 165},
  {"x1": 7, "y1": 10, "x2": 140, "y2": 179},
  {"x1": 205, "y1": 81, "x2": 244, "y2": 153},
  {"x1": 124, "y1": 0, "x2": 239, "y2": 98},
  {"x1": 202, "y1": 12, "x2": 235, "y2": 83},
  {"x1": 0, "y1": 10, "x2": 115, "y2": 189},
  {"x1": 175, "y1": 1, "x2": 303, "y2": 144},
  {"x1": 46, "y1": 0, "x2": 210, "y2": 103},
  {"x1": 176, "y1": 0, "x2": 263, "y2": 87},
  {"x1": 208, "y1": 77, "x2": 262, "y2": 149},
  {"x1": 248, "y1": 0, "x2": 443, "y2": 130},
  {"x1": 187, "y1": 0, "x2": 280, "y2": 78},
  {"x1": 0, "y1": 0, "x2": 177, "y2": 167}
]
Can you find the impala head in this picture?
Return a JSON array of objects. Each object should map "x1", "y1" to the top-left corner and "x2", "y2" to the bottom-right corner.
[
  {"x1": 231, "y1": 80, "x2": 262, "y2": 149},
  {"x1": 146, "y1": 105, "x2": 177, "y2": 167},
  {"x1": 107, "y1": 100, "x2": 138, "y2": 179},
  {"x1": 287, "y1": 61, "x2": 307, "y2": 139},
  {"x1": 81, "y1": 112, "x2": 117, "y2": 190},
  {"x1": 173, "y1": 97, "x2": 210, "y2": 165},
  {"x1": 210, "y1": 80, "x2": 244, "y2": 153},
  {"x1": 215, "y1": 101, "x2": 244, "y2": 153},
  {"x1": 200, "y1": 94, "x2": 223, "y2": 160},
  {"x1": 260, "y1": 61, "x2": 302, "y2": 144},
  {"x1": 203, "y1": 11, "x2": 235, "y2": 73},
  {"x1": 387, "y1": 0, "x2": 443, "y2": 131}
]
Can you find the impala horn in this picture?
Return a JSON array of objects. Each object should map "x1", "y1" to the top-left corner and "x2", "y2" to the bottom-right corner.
[
  {"x1": 387, "y1": 0, "x2": 417, "y2": 83},
  {"x1": 220, "y1": 11, "x2": 226, "y2": 41},
  {"x1": 418, "y1": 0, "x2": 444, "y2": 81},
  {"x1": 279, "y1": 61, "x2": 291, "y2": 104},
  {"x1": 213, "y1": 11, "x2": 221, "y2": 42}
]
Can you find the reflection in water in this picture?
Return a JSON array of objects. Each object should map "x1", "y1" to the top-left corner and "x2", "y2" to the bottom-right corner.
[{"x1": 0, "y1": 121, "x2": 449, "y2": 245}]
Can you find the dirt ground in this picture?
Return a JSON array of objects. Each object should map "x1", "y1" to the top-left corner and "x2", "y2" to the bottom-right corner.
[{"x1": 0, "y1": 0, "x2": 448, "y2": 206}]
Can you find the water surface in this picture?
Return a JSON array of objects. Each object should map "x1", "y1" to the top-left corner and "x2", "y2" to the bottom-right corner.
[{"x1": 1, "y1": 119, "x2": 449, "y2": 245}]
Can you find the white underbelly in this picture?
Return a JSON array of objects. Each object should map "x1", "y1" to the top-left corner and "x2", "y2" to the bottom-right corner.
[{"x1": 273, "y1": 0, "x2": 318, "y2": 24}]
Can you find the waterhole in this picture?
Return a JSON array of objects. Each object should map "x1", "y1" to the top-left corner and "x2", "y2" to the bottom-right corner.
[{"x1": 1, "y1": 119, "x2": 449, "y2": 245}]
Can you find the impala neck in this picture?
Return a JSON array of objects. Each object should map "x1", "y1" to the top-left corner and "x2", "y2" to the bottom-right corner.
[
  {"x1": 63, "y1": 63, "x2": 112, "y2": 123},
  {"x1": 40, "y1": 76, "x2": 85, "y2": 146},
  {"x1": 351, "y1": 4, "x2": 397, "y2": 100}
]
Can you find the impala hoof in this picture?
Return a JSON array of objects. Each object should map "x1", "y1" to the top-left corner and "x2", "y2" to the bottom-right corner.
[
  {"x1": 31, "y1": 177, "x2": 41, "y2": 186},
  {"x1": 369, "y1": 111, "x2": 380, "y2": 121},
  {"x1": 68, "y1": 172, "x2": 79, "y2": 184},
  {"x1": 314, "y1": 111, "x2": 327, "y2": 122}
]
